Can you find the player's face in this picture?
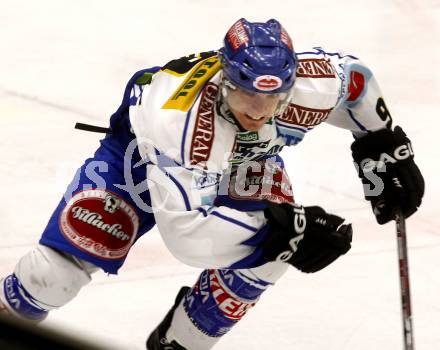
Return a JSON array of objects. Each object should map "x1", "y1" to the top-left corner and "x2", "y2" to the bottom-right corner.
[{"x1": 225, "y1": 84, "x2": 283, "y2": 131}]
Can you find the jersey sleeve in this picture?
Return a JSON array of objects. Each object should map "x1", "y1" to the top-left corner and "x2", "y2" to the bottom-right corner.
[
  {"x1": 141, "y1": 150, "x2": 269, "y2": 270},
  {"x1": 324, "y1": 50, "x2": 393, "y2": 137}
]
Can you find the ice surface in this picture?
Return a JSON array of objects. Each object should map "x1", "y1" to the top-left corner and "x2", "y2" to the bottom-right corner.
[{"x1": 0, "y1": 0, "x2": 439, "y2": 349}]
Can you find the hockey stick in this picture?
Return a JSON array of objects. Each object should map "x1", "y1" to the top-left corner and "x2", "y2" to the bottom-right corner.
[{"x1": 394, "y1": 210, "x2": 414, "y2": 350}]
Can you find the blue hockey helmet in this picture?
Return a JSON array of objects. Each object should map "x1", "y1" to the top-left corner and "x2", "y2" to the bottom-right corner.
[{"x1": 219, "y1": 18, "x2": 297, "y2": 94}]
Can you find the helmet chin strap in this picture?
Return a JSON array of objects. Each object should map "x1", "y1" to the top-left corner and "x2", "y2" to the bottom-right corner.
[
  {"x1": 215, "y1": 91, "x2": 243, "y2": 129},
  {"x1": 216, "y1": 73, "x2": 239, "y2": 127},
  {"x1": 217, "y1": 74, "x2": 254, "y2": 132},
  {"x1": 275, "y1": 91, "x2": 293, "y2": 117}
]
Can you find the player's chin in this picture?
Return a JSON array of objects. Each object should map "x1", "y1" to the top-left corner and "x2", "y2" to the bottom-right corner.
[{"x1": 241, "y1": 115, "x2": 270, "y2": 131}]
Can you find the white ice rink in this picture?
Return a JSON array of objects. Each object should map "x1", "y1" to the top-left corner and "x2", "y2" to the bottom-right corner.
[{"x1": 1, "y1": 1, "x2": 439, "y2": 349}]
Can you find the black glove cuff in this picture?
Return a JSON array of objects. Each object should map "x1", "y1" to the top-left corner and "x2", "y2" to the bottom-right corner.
[
  {"x1": 352, "y1": 126, "x2": 411, "y2": 155},
  {"x1": 351, "y1": 126, "x2": 414, "y2": 176}
]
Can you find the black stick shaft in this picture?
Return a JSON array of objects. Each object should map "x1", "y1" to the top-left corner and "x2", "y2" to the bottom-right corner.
[
  {"x1": 74, "y1": 122, "x2": 112, "y2": 134},
  {"x1": 395, "y1": 211, "x2": 414, "y2": 350}
]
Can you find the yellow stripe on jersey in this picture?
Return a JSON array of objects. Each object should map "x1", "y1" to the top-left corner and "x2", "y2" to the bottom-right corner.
[{"x1": 162, "y1": 57, "x2": 221, "y2": 112}]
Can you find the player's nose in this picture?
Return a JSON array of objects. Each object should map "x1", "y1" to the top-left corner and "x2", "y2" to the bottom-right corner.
[{"x1": 247, "y1": 95, "x2": 276, "y2": 117}]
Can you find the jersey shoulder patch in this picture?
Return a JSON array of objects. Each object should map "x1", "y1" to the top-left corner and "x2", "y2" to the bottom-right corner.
[{"x1": 342, "y1": 62, "x2": 373, "y2": 107}]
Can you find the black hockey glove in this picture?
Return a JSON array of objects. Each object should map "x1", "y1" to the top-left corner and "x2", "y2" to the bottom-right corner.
[
  {"x1": 351, "y1": 126, "x2": 424, "y2": 225},
  {"x1": 262, "y1": 203, "x2": 352, "y2": 273}
]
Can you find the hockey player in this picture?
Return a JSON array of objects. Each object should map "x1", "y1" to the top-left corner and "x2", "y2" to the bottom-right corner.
[{"x1": 0, "y1": 18, "x2": 424, "y2": 350}]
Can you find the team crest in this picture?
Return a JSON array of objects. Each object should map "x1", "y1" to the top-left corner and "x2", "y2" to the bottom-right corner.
[{"x1": 253, "y1": 75, "x2": 282, "y2": 92}]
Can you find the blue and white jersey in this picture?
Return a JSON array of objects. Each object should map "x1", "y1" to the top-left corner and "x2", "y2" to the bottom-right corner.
[{"x1": 128, "y1": 49, "x2": 390, "y2": 269}]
